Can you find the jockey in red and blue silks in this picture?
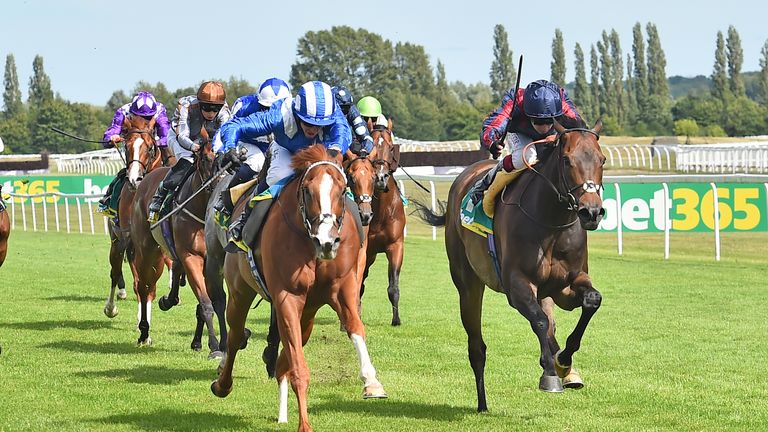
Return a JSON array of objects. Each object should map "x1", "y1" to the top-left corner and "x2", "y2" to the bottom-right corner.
[
  {"x1": 472, "y1": 79, "x2": 585, "y2": 204},
  {"x1": 212, "y1": 78, "x2": 292, "y2": 217},
  {"x1": 98, "y1": 91, "x2": 171, "y2": 212},
  {"x1": 219, "y1": 80, "x2": 351, "y2": 241}
]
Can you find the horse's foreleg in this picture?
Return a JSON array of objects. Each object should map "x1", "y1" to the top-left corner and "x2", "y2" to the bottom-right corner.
[
  {"x1": 211, "y1": 277, "x2": 256, "y2": 399},
  {"x1": 385, "y1": 241, "x2": 404, "y2": 326},
  {"x1": 158, "y1": 260, "x2": 182, "y2": 311},
  {"x1": 262, "y1": 304, "x2": 279, "y2": 378},
  {"x1": 273, "y1": 293, "x2": 312, "y2": 430},
  {"x1": 455, "y1": 273, "x2": 488, "y2": 412},
  {"x1": 205, "y1": 248, "x2": 228, "y2": 353},
  {"x1": 504, "y1": 275, "x2": 562, "y2": 393},
  {"x1": 105, "y1": 237, "x2": 124, "y2": 318},
  {"x1": 183, "y1": 254, "x2": 221, "y2": 358},
  {"x1": 553, "y1": 272, "x2": 602, "y2": 388},
  {"x1": 540, "y1": 297, "x2": 561, "y2": 357}
]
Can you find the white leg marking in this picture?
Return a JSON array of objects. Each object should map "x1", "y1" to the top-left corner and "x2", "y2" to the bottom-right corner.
[
  {"x1": 128, "y1": 137, "x2": 144, "y2": 184},
  {"x1": 146, "y1": 301, "x2": 152, "y2": 326},
  {"x1": 315, "y1": 173, "x2": 336, "y2": 245},
  {"x1": 351, "y1": 334, "x2": 380, "y2": 387},
  {"x1": 278, "y1": 377, "x2": 289, "y2": 423}
]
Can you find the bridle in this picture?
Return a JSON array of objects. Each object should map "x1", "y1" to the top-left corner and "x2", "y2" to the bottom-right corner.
[
  {"x1": 345, "y1": 156, "x2": 373, "y2": 206},
  {"x1": 123, "y1": 128, "x2": 157, "y2": 179},
  {"x1": 370, "y1": 127, "x2": 396, "y2": 174},
  {"x1": 297, "y1": 160, "x2": 348, "y2": 237},
  {"x1": 502, "y1": 128, "x2": 603, "y2": 229}
]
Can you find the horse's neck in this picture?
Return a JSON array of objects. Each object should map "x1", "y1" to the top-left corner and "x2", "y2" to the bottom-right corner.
[{"x1": 518, "y1": 156, "x2": 575, "y2": 227}]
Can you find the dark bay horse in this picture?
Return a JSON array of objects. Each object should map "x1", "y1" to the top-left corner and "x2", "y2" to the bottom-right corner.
[
  {"x1": 149, "y1": 138, "x2": 225, "y2": 357},
  {"x1": 414, "y1": 121, "x2": 605, "y2": 412},
  {"x1": 103, "y1": 115, "x2": 166, "y2": 318},
  {"x1": 362, "y1": 119, "x2": 405, "y2": 325},
  {"x1": 211, "y1": 144, "x2": 387, "y2": 432},
  {"x1": 344, "y1": 150, "x2": 375, "y2": 226},
  {"x1": 0, "y1": 186, "x2": 9, "y2": 267}
]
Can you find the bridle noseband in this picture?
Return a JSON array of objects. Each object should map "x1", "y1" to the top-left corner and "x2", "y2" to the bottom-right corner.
[
  {"x1": 124, "y1": 128, "x2": 157, "y2": 179},
  {"x1": 297, "y1": 160, "x2": 348, "y2": 237},
  {"x1": 346, "y1": 157, "x2": 373, "y2": 205}
]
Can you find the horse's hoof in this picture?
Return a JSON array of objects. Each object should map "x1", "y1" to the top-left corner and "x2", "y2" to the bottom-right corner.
[
  {"x1": 158, "y1": 295, "x2": 179, "y2": 311},
  {"x1": 240, "y1": 328, "x2": 251, "y2": 350},
  {"x1": 190, "y1": 341, "x2": 202, "y2": 352},
  {"x1": 208, "y1": 350, "x2": 224, "y2": 361},
  {"x1": 563, "y1": 368, "x2": 584, "y2": 389},
  {"x1": 103, "y1": 305, "x2": 119, "y2": 319},
  {"x1": 262, "y1": 345, "x2": 278, "y2": 379},
  {"x1": 210, "y1": 380, "x2": 231, "y2": 398},
  {"x1": 391, "y1": 318, "x2": 401, "y2": 326},
  {"x1": 554, "y1": 350, "x2": 571, "y2": 379},
  {"x1": 538, "y1": 374, "x2": 564, "y2": 393},
  {"x1": 362, "y1": 383, "x2": 388, "y2": 399},
  {"x1": 137, "y1": 337, "x2": 152, "y2": 348},
  {"x1": 117, "y1": 288, "x2": 127, "y2": 300}
]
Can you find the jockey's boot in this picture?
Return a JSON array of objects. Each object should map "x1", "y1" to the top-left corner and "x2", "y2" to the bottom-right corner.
[
  {"x1": 470, "y1": 160, "x2": 504, "y2": 205},
  {"x1": 228, "y1": 179, "x2": 268, "y2": 242},
  {"x1": 148, "y1": 159, "x2": 192, "y2": 222},
  {"x1": 147, "y1": 182, "x2": 170, "y2": 222}
]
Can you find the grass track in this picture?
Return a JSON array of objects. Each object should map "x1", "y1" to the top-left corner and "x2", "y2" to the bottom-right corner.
[{"x1": 0, "y1": 229, "x2": 767, "y2": 431}]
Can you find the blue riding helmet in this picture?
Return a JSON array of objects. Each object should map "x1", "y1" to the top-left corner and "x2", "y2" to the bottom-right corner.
[
  {"x1": 293, "y1": 81, "x2": 337, "y2": 126},
  {"x1": 523, "y1": 80, "x2": 564, "y2": 118},
  {"x1": 257, "y1": 78, "x2": 291, "y2": 108},
  {"x1": 331, "y1": 85, "x2": 354, "y2": 109}
]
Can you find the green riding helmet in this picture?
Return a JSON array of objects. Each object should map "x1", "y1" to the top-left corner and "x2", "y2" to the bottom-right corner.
[{"x1": 357, "y1": 96, "x2": 382, "y2": 118}]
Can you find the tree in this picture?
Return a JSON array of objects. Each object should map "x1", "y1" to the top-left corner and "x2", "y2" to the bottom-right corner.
[
  {"x1": 0, "y1": 110, "x2": 30, "y2": 153},
  {"x1": 572, "y1": 43, "x2": 593, "y2": 123},
  {"x1": 489, "y1": 24, "x2": 515, "y2": 102},
  {"x1": 3, "y1": 54, "x2": 23, "y2": 117},
  {"x1": 28, "y1": 55, "x2": 53, "y2": 107},
  {"x1": 632, "y1": 23, "x2": 648, "y2": 112},
  {"x1": 597, "y1": 31, "x2": 614, "y2": 118},
  {"x1": 674, "y1": 119, "x2": 699, "y2": 137},
  {"x1": 590, "y1": 45, "x2": 600, "y2": 120},
  {"x1": 625, "y1": 53, "x2": 638, "y2": 124},
  {"x1": 610, "y1": 30, "x2": 625, "y2": 125},
  {"x1": 711, "y1": 31, "x2": 729, "y2": 100},
  {"x1": 726, "y1": 25, "x2": 746, "y2": 97},
  {"x1": 106, "y1": 90, "x2": 128, "y2": 113},
  {"x1": 550, "y1": 29, "x2": 566, "y2": 85},
  {"x1": 759, "y1": 39, "x2": 768, "y2": 104},
  {"x1": 225, "y1": 76, "x2": 258, "y2": 101},
  {"x1": 646, "y1": 23, "x2": 669, "y2": 99}
]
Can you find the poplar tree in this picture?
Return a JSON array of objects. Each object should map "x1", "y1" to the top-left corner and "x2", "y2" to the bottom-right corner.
[
  {"x1": 590, "y1": 44, "x2": 600, "y2": 119},
  {"x1": 3, "y1": 54, "x2": 23, "y2": 117},
  {"x1": 28, "y1": 55, "x2": 53, "y2": 107},
  {"x1": 645, "y1": 23, "x2": 669, "y2": 99},
  {"x1": 711, "y1": 31, "x2": 729, "y2": 100},
  {"x1": 625, "y1": 53, "x2": 637, "y2": 122},
  {"x1": 573, "y1": 43, "x2": 593, "y2": 122},
  {"x1": 759, "y1": 39, "x2": 768, "y2": 104},
  {"x1": 550, "y1": 29, "x2": 566, "y2": 85},
  {"x1": 610, "y1": 29, "x2": 625, "y2": 124},
  {"x1": 632, "y1": 23, "x2": 648, "y2": 111},
  {"x1": 597, "y1": 31, "x2": 614, "y2": 117},
  {"x1": 726, "y1": 25, "x2": 745, "y2": 97},
  {"x1": 489, "y1": 24, "x2": 516, "y2": 101}
]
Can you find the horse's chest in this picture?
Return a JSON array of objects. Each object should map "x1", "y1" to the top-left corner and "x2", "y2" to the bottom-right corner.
[{"x1": 535, "y1": 239, "x2": 583, "y2": 284}]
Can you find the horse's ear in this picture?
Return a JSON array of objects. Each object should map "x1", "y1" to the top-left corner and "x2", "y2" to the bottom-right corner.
[
  {"x1": 366, "y1": 118, "x2": 374, "y2": 132},
  {"x1": 344, "y1": 149, "x2": 356, "y2": 162},
  {"x1": 122, "y1": 115, "x2": 132, "y2": 130},
  {"x1": 368, "y1": 139, "x2": 379, "y2": 160},
  {"x1": 553, "y1": 119, "x2": 566, "y2": 134},
  {"x1": 592, "y1": 119, "x2": 603, "y2": 135},
  {"x1": 148, "y1": 115, "x2": 157, "y2": 132},
  {"x1": 388, "y1": 117, "x2": 394, "y2": 131}
]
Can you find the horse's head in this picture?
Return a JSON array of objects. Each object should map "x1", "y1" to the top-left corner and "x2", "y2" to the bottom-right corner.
[
  {"x1": 292, "y1": 144, "x2": 348, "y2": 260},
  {"x1": 344, "y1": 150, "x2": 375, "y2": 225},
  {"x1": 195, "y1": 128, "x2": 217, "y2": 183},
  {"x1": 123, "y1": 115, "x2": 158, "y2": 189},
  {"x1": 554, "y1": 120, "x2": 606, "y2": 230},
  {"x1": 368, "y1": 118, "x2": 398, "y2": 192}
]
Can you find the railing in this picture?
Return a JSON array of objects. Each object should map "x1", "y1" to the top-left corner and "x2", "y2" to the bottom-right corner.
[
  {"x1": 674, "y1": 143, "x2": 768, "y2": 173},
  {"x1": 4, "y1": 192, "x2": 109, "y2": 235}
]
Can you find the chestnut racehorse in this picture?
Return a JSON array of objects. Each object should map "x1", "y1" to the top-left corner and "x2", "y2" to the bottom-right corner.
[
  {"x1": 0, "y1": 186, "x2": 9, "y2": 267},
  {"x1": 149, "y1": 138, "x2": 226, "y2": 357},
  {"x1": 414, "y1": 121, "x2": 605, "y2": 411},
  {"x1": 362, "y1": 119, "x2": 405, "y2": 325},
  {"x1": 103, "y1": 115, "x2": 167, "y2": 319},
  {"x1": 211, "y1": 144, "x2": 387, "y2": 432}
]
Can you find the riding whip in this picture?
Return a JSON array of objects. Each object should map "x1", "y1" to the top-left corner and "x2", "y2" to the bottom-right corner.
[
  {"x1": 50, "y1": 126, "x2": 127, "y2": 165},
  {"x1": 493, "y1": 54, "x2": 524, "y2": 160}
]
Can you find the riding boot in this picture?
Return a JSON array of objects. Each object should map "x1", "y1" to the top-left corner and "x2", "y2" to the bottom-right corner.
[
  {"x1": 228, "y1": 179, "x2": 268, "y2": 242},
  {"x1": 470, "y1": 160, "x2": 504, "y2": 205},
  {"x1": 213, "y1": 176, "x2": 240, "y2": 219},
  {"x1": 148, "y1": 181, "x2": 171, "y2": 222},
  {"x1": 148, "y1": 159, "x2": 192, "y2": 222}
]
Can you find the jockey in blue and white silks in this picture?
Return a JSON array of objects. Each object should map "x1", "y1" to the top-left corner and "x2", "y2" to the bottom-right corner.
[
  {"x1": 219, "y1": 80, "x2": 351, "y2": 241},
  {"x1": 212, "y1": 78, "x2": 291, "y2": 217},
  {"x1": 331, "y1": 85, "x2": 373, "y2": 157}
]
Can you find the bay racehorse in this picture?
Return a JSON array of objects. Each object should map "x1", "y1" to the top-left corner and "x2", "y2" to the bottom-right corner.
[
  {"x1": 414, "y1": 120, "x2": 605, "y2": 411},
  {"x1": 362, "y1": 119, "x2": 405, "y2": 325},
  {"x1": 0, "y1": 185, "x2": 9, "y2": 267},
  {"x1": 344, "y1": 150, "x2": 375, "y2": 226},
  {"x1": 149, "y1": 137, "x2": 226, "y2": 357},
  {"x1": 103, "y1": 115, "x2": 168, "y2": 319},
  {"x1": 128, "y1": 132, "x2": 213, "y2": 347},
  {"x1": 211, "y1": 144, "x2": 387, "y2": 432}
]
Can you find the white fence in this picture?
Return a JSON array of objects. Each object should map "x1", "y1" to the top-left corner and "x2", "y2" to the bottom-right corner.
[
  {"x1": 4, "y1": 192, "x2": 109, "y2": 235},
  {"x1": 675, "y1": 142, "x2": 768, "y2": 173},
  {"x1": 51, "y1": 149, "x2": 124, "y2": 175}
]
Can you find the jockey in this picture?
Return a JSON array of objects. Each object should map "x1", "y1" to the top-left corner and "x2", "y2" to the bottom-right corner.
[
  {"x1": 148, "y1": 81, "x2": 231, "y2": 222},
  {"x1": 331, "y1": 85, "x2": 373, "y2": 157},
  {"x1": 356, "y1": 95, "x2": 385, "y2": 128},
  {"x1": 212, "y1": 77, "x2": 292, "y2": 218},
  {"x1": 97, "y1": 91, "x2": 171, "y2": 212},
  {"x1": 219, "y1": 80, "x2": 351, "y2": 242},
  {"x1": 471, "y1": 79, "x2": 584, "y2": 204}
]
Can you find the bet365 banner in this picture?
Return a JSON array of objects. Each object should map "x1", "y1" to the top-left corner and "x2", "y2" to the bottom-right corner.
[
  {"x1": 1, "y1": 175, "x2": 113, "y2": 203},
  {"x1": 598, "y1": 183, "x2": 768, "y2": 232}
]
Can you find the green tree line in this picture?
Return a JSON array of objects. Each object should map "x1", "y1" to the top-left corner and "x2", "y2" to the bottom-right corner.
[{"x1": 2, "y1": 24, "x2": 768, "y2": 154}]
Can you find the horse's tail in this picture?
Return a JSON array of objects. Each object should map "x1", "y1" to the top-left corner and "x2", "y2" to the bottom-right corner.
[{"x1": 410, "y1": 198, "x2": 447, "y2": 227}]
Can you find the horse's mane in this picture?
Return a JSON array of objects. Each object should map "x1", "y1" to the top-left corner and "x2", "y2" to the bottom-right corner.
[
  {"x1": 556, "y1": 114, "x2": 588, "y2": 129},
  {"x1": 291, "y1": 144, "x2": 341, "y2": 172}
]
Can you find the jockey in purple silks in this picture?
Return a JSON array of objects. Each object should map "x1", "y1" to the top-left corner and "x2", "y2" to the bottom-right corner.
[{"x1": 97, "y1": 91, "x2": 171, "y2": 213}]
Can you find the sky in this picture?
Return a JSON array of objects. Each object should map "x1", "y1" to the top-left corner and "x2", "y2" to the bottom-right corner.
[{"x1": 1, "y1": 0, "x2": 766, "y2": 106}]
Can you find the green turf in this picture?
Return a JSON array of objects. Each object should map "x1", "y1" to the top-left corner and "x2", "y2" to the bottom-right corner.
[{"x1": 0, "y1": 229, "x2": 766, "y2": 431}]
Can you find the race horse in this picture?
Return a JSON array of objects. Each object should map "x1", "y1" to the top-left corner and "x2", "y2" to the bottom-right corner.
[
  {"x1": 103, "y1": 115, "x2": 167, "y2": 318},
  {"x1": 0, "y1": 185, "x2": 10, "y2": 267},
  {"x1": 148, "y1": 135, "x2": 226, "y2": 357},
  {"x1": 414, "y1": 120, "x2": 605, "y2": 411},
  {"x1": 211, "y1": 144, "x2": 387, "y2": 432},
  {"x1": 128, "y1": 133, "x2": 215, "y2": 348},
  {"x1": 361, "y1": 119, "x2": 405, "y2": 325}
]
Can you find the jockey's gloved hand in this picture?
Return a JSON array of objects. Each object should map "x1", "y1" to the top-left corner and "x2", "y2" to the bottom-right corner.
[
  {"x1": 358, "y1": 148, "x2": 369, "y2": 158},
  {"x1": 489, "y1": 141, "x2": 504, "y2": 159},
  {"x1": 349, "y1": 140, "x2": 363, "y2": 156},
  {"x1": 224, "y1": 147, "x2": 244, "y2": 166}
]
